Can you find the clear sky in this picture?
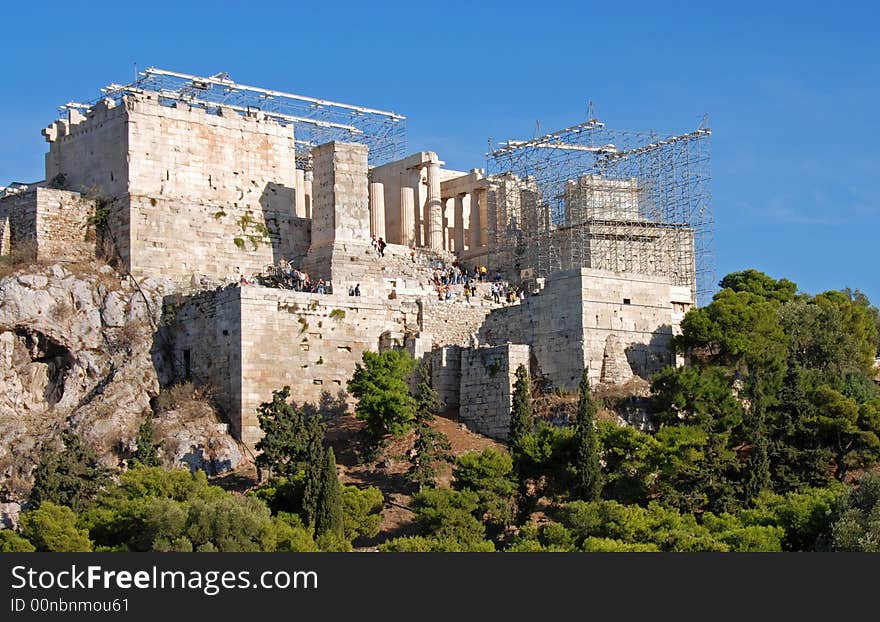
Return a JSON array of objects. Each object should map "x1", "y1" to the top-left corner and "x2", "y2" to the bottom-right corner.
[{"x1": 1, "y1": 0, "x2": 876, "y2": 304}]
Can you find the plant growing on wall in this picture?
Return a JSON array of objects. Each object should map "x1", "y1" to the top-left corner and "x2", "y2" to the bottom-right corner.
[
  {"x1": 232, "y1": 210, "x2": 271, "y2": 251},
  {"x1": 329, "y1": 309, "x2": 346, "y2": 321}
]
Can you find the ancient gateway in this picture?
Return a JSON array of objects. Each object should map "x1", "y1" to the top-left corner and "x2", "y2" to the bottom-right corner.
[{"x1": 0, "y1": 68, "x2": 713, "y2": 448}]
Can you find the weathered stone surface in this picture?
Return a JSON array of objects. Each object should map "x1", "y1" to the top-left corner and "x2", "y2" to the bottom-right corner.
[{"x1": 0, "y1": 263, "x2": 242, "y2": 500}]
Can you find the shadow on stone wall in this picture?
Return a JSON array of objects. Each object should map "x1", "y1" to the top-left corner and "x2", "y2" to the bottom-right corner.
[{"x1": 625, "y1": 323, "x2": 674, "y2": 380}]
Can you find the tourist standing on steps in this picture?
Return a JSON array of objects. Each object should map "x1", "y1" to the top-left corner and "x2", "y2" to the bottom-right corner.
[
  {"x1": 371, "y1": 235, "x2": 379, "y2": 257},
  {"x1": 354, "y1": 283, "x2": 361, "y2": 296},
  {"x1": 377, "y1": 237, "x2": 387, "y2": 257}
]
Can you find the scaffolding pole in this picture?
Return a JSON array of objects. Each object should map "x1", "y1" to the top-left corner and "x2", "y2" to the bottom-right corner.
[
  {"x1": 487, "y1": 118, "x2": 714, "y2": 305},
  {"x1": 66, "y1": 67, "x2": 407, "y2": 169}
]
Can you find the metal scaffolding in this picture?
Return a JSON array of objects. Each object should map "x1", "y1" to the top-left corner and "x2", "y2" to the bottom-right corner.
[
  {"x1": 63, "y1": 67, "x2": 406, "y2": 169},
  {"x1": 487, "y1": 117, "x2": 714, "y2": 305}
]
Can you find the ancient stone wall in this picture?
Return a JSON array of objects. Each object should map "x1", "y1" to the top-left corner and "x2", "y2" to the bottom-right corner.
[
  {"x1": 42, "y1": 92, "x2": 306, "y2": 282},
  {"x1": 420, "y1": 299, "x2": 494, "y2": 347},
  {"x1": 163, "y1": 285, "x2": 242, "y2": 437},
  {"x1": 431, "y1": 345, "x2": 461, "y2": 409},
  {"x1": 459, "y1": 344, "x2": 530, "y2": 440},
  {"x1": 479, "y1": 270, "x2": 587, "y2": 389},
  {"x1": 478, "y1": 268, "x2": 691, "y2": 390},
  {"x1": 0, "y1": 191, "x2": 37, "y2": 258},
  {"x1": 171, "y1": 285, "x2": 419, "y2": 447},
  {"x1": 0, "y1": 188, "x2": 96, "y2": 261}
]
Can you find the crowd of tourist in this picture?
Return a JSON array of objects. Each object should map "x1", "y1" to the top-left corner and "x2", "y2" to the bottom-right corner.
[
  {"x1": 238, "y1": 257, "x2": 330, "y2": 294},
  {"x1": 236, "y1": 253, "x2": 527, "y2": 305},
  {"x1": 430, "y1": 261, "x2": 526, "y2": 305}
]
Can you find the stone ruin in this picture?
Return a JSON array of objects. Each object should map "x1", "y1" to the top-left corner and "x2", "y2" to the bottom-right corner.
[{"x1": 0, "y1": 69, "x2": 699, "y2": 448}]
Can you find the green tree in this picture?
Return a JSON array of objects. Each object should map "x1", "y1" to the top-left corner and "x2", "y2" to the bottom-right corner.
[
  {"x1": 19, "y1": 502, "x2": 92, "y2": 552},
  {"x1": 341, "y1": 485, "x2": 384, "y2": 541},
  {"x1": 255, "y1": 386, "x2": 324, "y2": 480},
  {"x1": 129, "y1": 417, "x2": 163, "y2": 468},
  {"x1": 347, "y1": 350, "x2": 418, "y2": 446},
  {"x1": 508, "y1": 364, "x2": 534, "y2": 458},
  {"x1": 311, "y1": 447, "x2": 344, "y2": 538},
  {"x1": 718, "y1": 269, "x2": 798, "y2": 304},
  {"x1": 30, "y1": 430, "x2": 111, "y2": 513},
  {"x1": 573, "y1": 370, "x2": 602, "y2": 501},
  {"x1": 453, "y1": 448, "x2": 517, "y2": 530},
  {"x1": 0, "y1": 530, "x2": 36, "y2": 552},
  {"x1": 410, "y1": 487, "x2": 487, "y2": 546},
  {"x1": 80, "y1": 467, "x2": 311, "y2": 552},
  {"x1": 829, "y1": 472, "x2": 880, "y2": 551},
  {"x1": 407, "y1": 360, "x2": 451, "y2": 488}
]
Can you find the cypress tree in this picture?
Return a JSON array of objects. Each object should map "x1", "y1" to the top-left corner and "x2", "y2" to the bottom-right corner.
[
  {"x1": 408, "y1": 361, "x2": 451, "y2": 489},
  {"x1": 573, "y1": 369, "x2": 602, "y2": 501},
  {"x1": 129, "y1": 417, "x2": 163, "y2": 468},
  {"x1": 744, "y1": 405, "x2": 771, "y2": 502},
  {"x1": 313, "y1": 447, "x2": 344, "y2": 538},
  {"x1": 508, "y1": 364, "x2": 534, "y2": 457}
]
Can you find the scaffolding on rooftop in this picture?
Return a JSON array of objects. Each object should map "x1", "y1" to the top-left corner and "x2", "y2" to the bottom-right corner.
[
  {"x1": 487, "y1": 116, "x2": 714, "y2": 305},
  {"x1": 62, "y1": 67, "x2": 406, "y2": 169}
]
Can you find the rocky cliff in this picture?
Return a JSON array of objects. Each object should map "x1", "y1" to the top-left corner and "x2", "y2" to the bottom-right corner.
[{"x1": 0, "y1": 261, "x2": 244, "y2": 502}]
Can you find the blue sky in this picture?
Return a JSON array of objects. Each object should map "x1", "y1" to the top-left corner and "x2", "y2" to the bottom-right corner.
[{"x1": 1, "y1": 1, "x2": 877, "y2": 304}]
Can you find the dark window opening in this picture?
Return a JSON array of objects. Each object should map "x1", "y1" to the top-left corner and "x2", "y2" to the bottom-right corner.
[
  {"x1": 623, "y1": 298, "x2": 631, "y2": 305},
  {"x1": 183, "y1": 349, "x2": 191, "y2": 381}
]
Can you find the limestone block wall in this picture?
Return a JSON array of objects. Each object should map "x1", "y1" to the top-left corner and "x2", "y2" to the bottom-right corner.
[
  {"x1": 477, "y1": 268, "x2": 691, "y2": 390},
  {"x1": 127, "y1": 193, "x2": 309, "y2": 281},
  {"x1": 0, "y1": 188, "x2": 96, "y2": 261},
  {"x1": 459, "y1": 344, "x2": 530, "y2": 440},
  {"x1": 165, "y1": 285, "x2": 242, "y2": 436},
  {"x1": 42, "y1": 91, "x2": 306, "y2": 282},
  {"x1": 478, "y1": 270, "x2": 587, "y2": 389},
  {"x1": 44, "y1": 102, "x2": 130, "y2": 197},
  {"x1": 172, "y1": 285, "x2": 419, "y2": 447},
  {"x1": 431, "y1": 345, "x2": 461, "y2": 409},
  {"x1": 0, "y1": 191, "x2": 37, "y2": 258},
  {"x1": 579, "y1": 270, "x2": 691, "y2": 381},
  {"x1": 420, "y1": 300, "x2": 494, "y2": 348}
]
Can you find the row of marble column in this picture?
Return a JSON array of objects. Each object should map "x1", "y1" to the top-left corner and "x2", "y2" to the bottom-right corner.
[{"x1": 368, "y1": 179, "x2": 488, "y2": 252}]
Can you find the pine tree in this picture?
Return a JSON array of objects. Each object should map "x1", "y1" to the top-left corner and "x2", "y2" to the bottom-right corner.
[
  {"x1": 255, "y1": 386, "x2": 325, "y2": 480},
  {"x1": 408, "y1": 361, "x2": 451, "y2": 489},
  {"x1": 128, "y1": 417, "x2": 163, "y2": 468},
  {"x1": 573, "y1": 369, "x2": 602, "y2": 501},
  {"x1": 312, "y1": 447, "x2": 344, "y2": 538},
  {"x1": 508, "y1": 364, "x2": 534, "y2": 457}
]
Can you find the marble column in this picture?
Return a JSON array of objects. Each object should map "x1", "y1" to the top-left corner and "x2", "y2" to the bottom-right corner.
[
  {"x1": 454, "y1": 193, "x2": 466, "y2": 252},
  {"x1": 400, "y1": 186, "x2": 415, "y2": 247},
  {"x1": 475, "y1": 187, "x2": 488, "y2": 247},
  {"x1": 426, "y1": 162, "x2": 443, "y2": 249},
  {"x1": 369, "y1": 182, "x2": 386, "y2": 239},
  {"x1": 469, "y1": 192, "x2": 480, "y2": 250},
  {"x1": 294, "y1": 169, "x2": 307, "y2": 218}
]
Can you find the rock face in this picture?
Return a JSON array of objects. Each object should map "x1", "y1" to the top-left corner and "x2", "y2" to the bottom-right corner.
[{"x1": 0, "y1": 262, "x2": 245, "y2": 501}]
